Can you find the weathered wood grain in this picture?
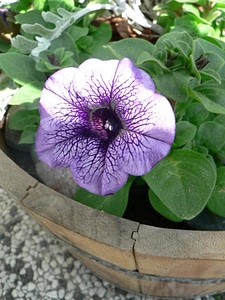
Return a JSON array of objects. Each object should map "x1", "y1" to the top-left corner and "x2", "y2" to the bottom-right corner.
[
  {"x1": 0, "y1": 148, "x2": 38, "y2": 201},
  {"x1": 68, "y1": 247, "x2": 141, "y2": 294},
  {"x1": 133, "y1": 224, "x2": 225, "y2": 278},
  {"x1": 21, "y1": 182, "x2": 138, "y2": 271}
]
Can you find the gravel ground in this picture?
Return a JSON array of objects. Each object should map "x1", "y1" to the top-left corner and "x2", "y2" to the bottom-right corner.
[{"x1": 0, "y1": 186, "x2": 223, "y2": 300}]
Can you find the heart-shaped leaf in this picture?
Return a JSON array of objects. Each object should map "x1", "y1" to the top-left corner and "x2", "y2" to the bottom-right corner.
[{"x1": 144, "y1": 149, "x2": 216, "y2": 219}]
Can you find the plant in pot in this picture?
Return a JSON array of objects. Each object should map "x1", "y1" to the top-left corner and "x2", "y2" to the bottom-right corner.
[{"x1": 1, "y1": 0, "x2": 225, "y2": 298}]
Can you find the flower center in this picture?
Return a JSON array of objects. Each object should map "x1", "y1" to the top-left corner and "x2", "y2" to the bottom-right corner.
[{"x1": 90, "y1": 108, "x2": 122, "y2": 140}]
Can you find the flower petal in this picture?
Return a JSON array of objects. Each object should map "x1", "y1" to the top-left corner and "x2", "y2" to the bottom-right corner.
[
  {"x1": 115, "y1": 130, "x2": 172, "y2": 175},
  {"x1": 69, "y1": 138, "x2": 128, "y2": 195},
  {"x1": 110, "y1": 59, "x2": 175, "y2": 144},
  {"x1": 39, "y1": 67, "x2": 84, "y2": 122},
  {"x1": 77, "y1": 58, "x2": 120, "y2": 106},
  {"x1": 35, "y1": 122, "x2": 89, "y2": 168}
]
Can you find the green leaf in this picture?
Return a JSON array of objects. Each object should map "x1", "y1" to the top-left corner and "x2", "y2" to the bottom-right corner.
[
  {"x1": 19, "y1": 124, "x2": 39, "y2": 144},
  {"x1": 200, "y1": 69, "x2": 221, "y2": 84},
  {"x1": 214, "y1": 114, "x2": 225, "y2": 127},
  {"x1": 33, "y1": 0, "x2": 47, "y2": 10},
  {"x1": 36, "y1": 47, "x2": 77, "y2": 72},
  {"x1": 204, "y1": 52, "x2": 225, "y2": 73},
  {"x1": 137, "y1": 51, "x2": 169, "y2": 71},
  {"x1": 49, "y1": 31, "x2": 79, "y2": 62},
  {"x1": 196, "y1": 121, "x2": 225, "y2": 153},
  {"x1": 0, "y1": 53, "x2": 45, "y2": 85},
  {"x1": 9, "y1": 81, "x2": 43, "y2": 106},
  {"x1": 136, "y1": 51, "x2": 169, "y2": 76},
  {"x1": 74, "y1": 177, "x2": 135, "y2": 217},
  {"x1": 67, "y1": 25, "x2": 89, "y2": 41},
  {"x1": 174, "y1": 121, "x2": 197, "y2": 147},
  {"x1": 48, "y1": 0, "x2": 75, "y2": 12},
  {"x1": 143, "y1": 149, "x2": 216, "y2": 220},
  {"x1": 15, "y1": 9, "x2": 47, "y2": 26},
  {"x1": 185, "y1": 102, "x2": 209, "y2": 126},
  {"x1": 149, "y1": 189, "x2": 184, "y2": 222},
  {"x1": 9, "y1": 109, "x2": 40, "y2": 130},
  {"x1": 207, "y1": 167, "x2": 225, "y2": 218},
  {"x1": 154, "y1": 70, "x2": 193, "y2": 101},
  {"x1": 77, "y1": 35, "x2": 93, "y2": 51},
  {"x1": 189, "y1": 87, "x2": 225, "y2": 114},
  {"x1": 93, "y1": 38, "x2": 155, "y2": 63},
  {"x1": 78, "y1": 23, "x2": 112, "y2": 62},
  {"x1": 197, "y1": 38, "x2": 225, "y2": 59},
  {"x1": 155, "y1": 31, "x2": 193, "y2": 55}
]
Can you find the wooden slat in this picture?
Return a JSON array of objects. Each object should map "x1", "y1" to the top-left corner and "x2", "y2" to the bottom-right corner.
[
  {"x1": 133, "y1": 224, "x2": 225, "y2": 278},
  {"x1": 21, "y1": 182, "x2": 139, "y2": 271},
  {"x1": 138, "y1": 277, "x2": 225, "y2": 298},
  {"x1": 0, "y1": 148, "x2": 38, "y2": 201},
  {"x1": 68, "y1": 247, "x2": 141, "y2": 294}
]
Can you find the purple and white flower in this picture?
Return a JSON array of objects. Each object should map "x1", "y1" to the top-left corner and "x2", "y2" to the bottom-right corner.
[{"x1": 35, "y1": 58, "x2": 175, "y2": 195}]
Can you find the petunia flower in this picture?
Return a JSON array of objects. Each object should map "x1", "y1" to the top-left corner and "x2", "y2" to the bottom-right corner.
[{"x1": 35, "y1": 58, "x2": 175, "y2": 195}]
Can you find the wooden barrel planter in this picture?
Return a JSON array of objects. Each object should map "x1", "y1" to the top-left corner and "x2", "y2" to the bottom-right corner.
[{"x1": 1, "y1": 135, "x2": 225, "y2": 298}]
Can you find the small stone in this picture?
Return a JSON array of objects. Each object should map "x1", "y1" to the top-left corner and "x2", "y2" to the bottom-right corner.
[
  {"x1": 65, "y1": 290, "x2": 74, "y2": 300},
  {"x1": 27, "y1": 282, "x2": 36, "y2": 292},
  {"x1": 32, "y1": 270, "x2": 38, "y2": 281},
  {"x1": 50, "y1": 259, "x2": 57, "y2": 269},
  {"x1": 26, "y1": 292, "x2": 35, "y2": 298},
  {"x1": 74, "y1": 260, "x2": 81, "y2": 269},
  {"x1": 11, "y1": 289, "x2": 18, "y2": 297},
  {"x1": 37, "y1": 281, "x2": 45, "y2": 292},
  {"x1": 18, "y1": 290, "x2": 24, "y2": 297},
  {"x1": 19, "y1": 268, "x2": 26, "y2": 275},
  {"x1": 97, "y1": 287, "x2": 106, "y2": 298},
  {"x1": 52, "y1": 279, "x2": 58, "y2": 289},
  {"x1": 67, "y1": 280, "x2": 74, "y2": 291},
  {"x1": 9, "y1": 273, "x2": 17, "y2": 283},
  {"x1": 48, "y1": 274, "x2": 55, "y2": 282},
  {"x1": 66, "y1": 256, "x2": 73, "y2": 264},
  {"x1": 41, "y1": 261, "x2": 49, "y2": 272},
  {"x1": 10, "y1": 259, "x2": 16, "y2": 269},
  {"x1": 94, "y1": 281, "x2": 102, "y2": 287},
  {"x1": 89, "y1": 287, "x2": 97, "y2": 297},
  {"x1": 64, "y1": 272, "x2": 70, "y2": 280},
  {"x1": 75, "y1": 274, "x2": 82, "y2": 284},
  {"x1": 79, "y1": 282, "x2": 86, "y2": 291},
  {"x1": 38, "y1": 268, "x2": 43, "y2": 276},
  {"x1": 56, "y1": 254, "x2": 64, "y2": 265},
  {"x1": 70, "y1": 267, "x2": 77, "y2": 277},
  {"x1": 44, "y1": 272, "x2": 50, "y2": 280},
  {"x1": 46, "y1": 290, "x2": 58, "y2": 299},
  {"x1": 44, "y1": 254, "x2": 50, "y2": 264},
  {"x1": 54, "y1": 267, "x2": 61, "y2": 275},
  {"x1": 15, "y1": 231, "x2": 23, "y2": 240},
  {"x1": 58, "y1": 288, "x2": 65, "y2": 299}
]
